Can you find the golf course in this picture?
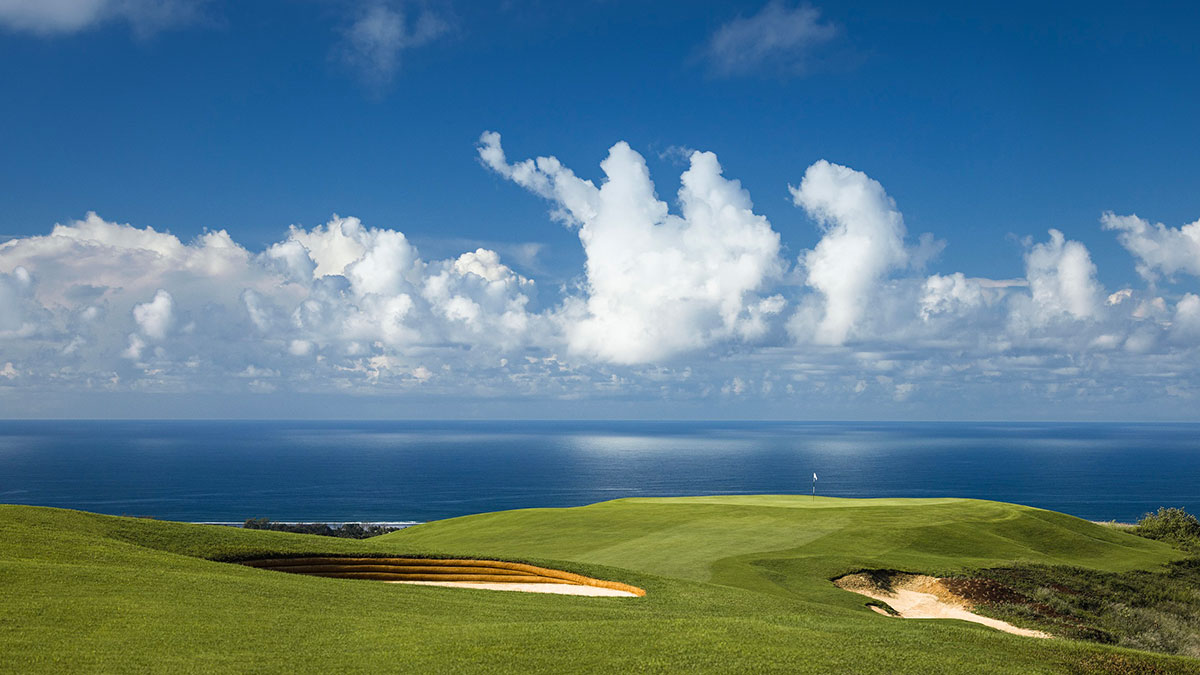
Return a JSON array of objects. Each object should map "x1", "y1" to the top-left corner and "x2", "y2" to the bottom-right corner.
[{"x1": 2, "y1": 495, "x2": 1198, "y2": 673}]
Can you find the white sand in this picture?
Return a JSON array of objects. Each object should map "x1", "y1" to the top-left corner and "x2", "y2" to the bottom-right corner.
[
  {"x1": 385, "y1": 580, "x2": 639, "y2": 597},
  {"x1": 836, "y1": 574, "x2": 1052, "y2": 638}
]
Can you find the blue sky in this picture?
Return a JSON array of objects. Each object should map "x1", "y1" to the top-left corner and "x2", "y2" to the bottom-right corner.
[{"x1": 1, "y1": 0, "x2": 1199, "y2": 419}]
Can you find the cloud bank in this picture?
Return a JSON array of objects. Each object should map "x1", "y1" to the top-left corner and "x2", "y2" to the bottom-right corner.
[
  {"x1": 0, "y1": 212, "x2": 542, "y2": 396},
  {"x1": 2, "y1": 134, "x2": 1199, "y2": 417}
]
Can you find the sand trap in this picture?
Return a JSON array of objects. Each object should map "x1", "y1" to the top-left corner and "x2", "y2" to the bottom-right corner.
[
  {"x1": 387, "y1": 580, "x2": 640, "y2": 596},
  {"x1": 835, "y1": 573, "x2": 1051, "y2": 638},
  {"x1": 240, "y1": 556, "x2": 645, "y2": 598}
]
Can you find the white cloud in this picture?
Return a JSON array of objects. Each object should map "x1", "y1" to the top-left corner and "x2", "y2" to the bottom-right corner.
[
  {"x1": 705, "y1": 1, "x2": 838, "y2": 77},
  {"x1": 1107, "y1": 288, "x2": 1133, "y2": 306},
  {"x1": 1132, "y1": 296, "x2": 1167, "y2": 321},
  {"x1": 0, "y1": 213, "x2": 261, "y2": 311},
  {"x1": 789, "y1": 160, "x2": 909, "y2": 345},
  {"x1": 132, "y1": 289, "x2": 173, "y2": 340},
  {"x1": 0, "y1": 266, "x2": 35, "y2": 336},
  {"x1": 338, "y1": 1, "x2": 449, "y2": 88},
  {"x1": 1173, "y1": 294, "x2": 1200, "y2": 342},
  {"x1": 1021, "y1": 229, "x2": 1103, "y2": 324},
  {"x1": 479, "y1": 131, "x2": 785, "y2": 364},
  {"x1": 122, "y1": 333, "x2": 147, "y2": 360},
  {"x1": 1102, "y1": 212, "x2": 1200, "y2": 281},
  {"x1": 919, "y1": 273, "x2": 1011, "y2": 320},
  {"x1": 0, "y1": 0, "x2": 205, "y2": 36},
  {"x1": 0, "y1": 210, "x2": 543, "y2": 391},
  {"x1": 723, "y1": 377, "x2": 748, "y2": 395},
  {"x1": 280, "y1": 217, "x2": 367, "y2": 279}
]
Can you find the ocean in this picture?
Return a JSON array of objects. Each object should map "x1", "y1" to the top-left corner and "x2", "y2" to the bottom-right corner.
[{"x1": 0, "y1": 420, "x2": 1196, "y2": 523}]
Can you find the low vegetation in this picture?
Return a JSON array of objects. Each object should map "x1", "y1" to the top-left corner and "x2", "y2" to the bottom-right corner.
[
  {"x1": 241, "y1": 518, "x2": 406, "y2": 539},
  {"x1": 947, "y1": 559, "x2": 1200, "y2": 657},
  {"x1": 945, "y1": 508, "x2": 1200, "y2": 658}
]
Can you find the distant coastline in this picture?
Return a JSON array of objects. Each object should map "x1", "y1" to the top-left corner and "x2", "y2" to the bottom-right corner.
[{"x1": 196, "y1": 521, "x2": 421, "y2": 528}]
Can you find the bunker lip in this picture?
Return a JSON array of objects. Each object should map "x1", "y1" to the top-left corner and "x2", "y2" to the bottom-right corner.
[
  {"x1": 239, "y1": 556, "x2": 646, "y2": 597},
  {"x1": 385, "y1": 581, "x2": 639, "y2": 596},
  {"x1": 833, "y1": 571, "x2": 1051, "y2": 639}
]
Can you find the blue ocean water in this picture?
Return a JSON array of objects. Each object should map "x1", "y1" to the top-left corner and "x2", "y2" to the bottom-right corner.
[{"x1": 0, "y1": 421, "x2": 1196, "y2": 523}]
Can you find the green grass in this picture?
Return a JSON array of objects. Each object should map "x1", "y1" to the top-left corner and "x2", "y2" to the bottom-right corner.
[{"x1": 2, "y1": 496, "x2": 1198, "y2": 673}]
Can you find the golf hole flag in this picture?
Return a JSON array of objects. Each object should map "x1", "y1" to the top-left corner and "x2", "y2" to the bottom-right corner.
[{"x1": 812, "y1": 472, "x2": 817, "y2": 500}]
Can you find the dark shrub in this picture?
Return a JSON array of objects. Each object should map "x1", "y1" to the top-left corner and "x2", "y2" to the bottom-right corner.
[
  {"x1": 239, "y1": 518, "x2": 404, "y2": 539},
  {"x1": 1134, "y1": 507, "x2": 1200, "y2": 551}
]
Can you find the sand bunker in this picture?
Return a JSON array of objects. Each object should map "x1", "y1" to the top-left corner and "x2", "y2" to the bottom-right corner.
[
  {"x1": 834, "y1": 572, "x2": 1051, "y2": 638},
  {"x1": 240, "y1": 557, "x2": 645, "y2": 597}
]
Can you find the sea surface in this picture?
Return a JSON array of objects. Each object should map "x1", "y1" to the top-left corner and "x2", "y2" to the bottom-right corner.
[{"x1": 0, "y1": 421, "x2": 1197, "y2": 523}]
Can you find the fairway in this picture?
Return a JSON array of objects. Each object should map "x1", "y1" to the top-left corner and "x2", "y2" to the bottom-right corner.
[{"x1": 2, "y1": 496, "x2": 1197, "y2": 673}]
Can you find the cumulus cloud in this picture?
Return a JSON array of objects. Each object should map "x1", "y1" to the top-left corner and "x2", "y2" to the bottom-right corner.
[
  {"x1": 789, "y1": 160, "x2": 909, "y2": 345},
  {"x1": 1173, "y1": 294, "x2": 1200, "y2": 342},
  {"x1": 917, "y1": 274, "x2": 1029, "y2": 324},
  {"x1": 1021, "y1": 229, "x2": 1103, "y2": 323},
  {"x1": 132, "y1": 289, "x2": 173, "y2": 340},
  {"x1": 478, "y1": 131, "x2": 785, "y2": 364},
  {"x1": 338, "y1": 1, "x2": 449, "y2": 88},
  {"x1": 705, "y1": 1, "x2": 838, "y2": 77},
  {"x1": 0, "y1": 266, "x2": 36, "y2": 337},
  {"x1": 0, "y1": 0, "x2": 205, "y2": 36},
  {"x1": 1102, "y1": 212, "x2": 1200, "y2": 282}
]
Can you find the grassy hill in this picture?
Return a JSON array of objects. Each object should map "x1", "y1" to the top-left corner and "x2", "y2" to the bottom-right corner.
[{"x1": 1, "y1": 496, "x2": 1197, "y2": 673}]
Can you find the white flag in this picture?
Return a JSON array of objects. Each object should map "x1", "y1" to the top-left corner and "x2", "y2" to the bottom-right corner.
[{"x1": 813, "y1": 473, "x2": 818, "y2": 481}]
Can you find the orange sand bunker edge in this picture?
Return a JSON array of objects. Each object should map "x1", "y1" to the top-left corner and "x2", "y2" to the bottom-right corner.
[{"x1": 386, "y1": 580, "x2": 639, "y2": 596}]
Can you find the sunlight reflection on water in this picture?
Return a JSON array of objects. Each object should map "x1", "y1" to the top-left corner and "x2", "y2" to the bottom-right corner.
[{"x1": 0, "y1": 420, "x2": 1196, "y2": 523}]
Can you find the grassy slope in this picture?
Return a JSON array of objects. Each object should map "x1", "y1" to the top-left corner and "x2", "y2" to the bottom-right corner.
[{"x1": 1, "y1": 497, "x2": 1197, "y2": 674}]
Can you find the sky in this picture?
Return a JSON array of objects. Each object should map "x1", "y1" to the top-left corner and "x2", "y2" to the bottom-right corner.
[{"x1": 1, "y1": 0, "x2": 1199, "y2": 420}]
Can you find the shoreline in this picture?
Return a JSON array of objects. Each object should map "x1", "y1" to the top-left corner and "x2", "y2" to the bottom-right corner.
[{"x1": 196, "y1": 521, "x2": 422, "y2": 528}]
